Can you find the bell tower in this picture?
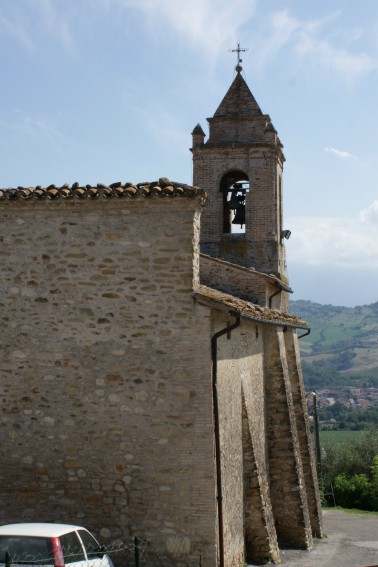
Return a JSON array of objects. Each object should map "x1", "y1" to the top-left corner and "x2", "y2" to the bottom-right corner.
[{"x1": 191, "y1": 56, "x2": 288, "y2": 280}]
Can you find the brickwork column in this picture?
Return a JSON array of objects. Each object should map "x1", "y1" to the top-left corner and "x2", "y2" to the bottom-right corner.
[
  {"x1": 242, "y1": 389, "x2": 280, "y2": 564},
  {"x1": 264, "y1": 327, "x2": 313, "y2": 548},
  {"x1": 284, "y1": 329, "x2": 324, "y2": 538}
]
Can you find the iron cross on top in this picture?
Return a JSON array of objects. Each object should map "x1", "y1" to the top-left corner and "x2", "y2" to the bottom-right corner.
[{"x1": 228, "y1": 42, "x2": 249, "y2": 66}]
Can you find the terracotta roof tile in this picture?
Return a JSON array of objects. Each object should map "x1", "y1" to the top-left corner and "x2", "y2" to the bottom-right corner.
[
  {"x1": 0, "y1": 178, "x2": 207, "y2": 203},
  {"x1": 194, "y1": 284, "x2": 309, "y2": 330}
]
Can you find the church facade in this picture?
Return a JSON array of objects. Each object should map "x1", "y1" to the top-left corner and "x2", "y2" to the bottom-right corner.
[{"x1": 0, "y1": 65, "x2": 322, "y2": 566}]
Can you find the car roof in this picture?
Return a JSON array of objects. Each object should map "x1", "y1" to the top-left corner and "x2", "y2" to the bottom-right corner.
[{"x1": 0, "y1": 524, "x2": 87, "y2": 537}]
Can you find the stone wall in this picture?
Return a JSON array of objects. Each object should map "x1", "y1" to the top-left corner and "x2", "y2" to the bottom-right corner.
[
  {"x1": 207, "y1": 116, "x2": 269, "y2": 145},
  {"x1": 0, "y1": 187, "x2": 322, "y2": 567},
  {"x1": 284, "y1": 330, "x2": 323, "y2": 537},
  {"x1": 200, "y1": 253, "x2": 291, "y2": 311},
  {"x1": 200, "y1": 254, "x2": 270, "y2": 305},
  {"x1": 214, "y1": 311, "x2": 279, "y2": 565},
  {"x1": 0, "y1": 196, "x2": 217, "y2": 566},
  {"x1": 192, "y1": 145, "x2": 285, "y2": 277},
  {"x1": 264, "y1": 327, "x2": 313, "y2": 549},
  {"x1": 212, "y1": 309, "x2": 319, "y2": 565}
]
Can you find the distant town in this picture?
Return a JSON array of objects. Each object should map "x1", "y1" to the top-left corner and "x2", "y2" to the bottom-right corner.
[
  {"x1": 307, "y1": 386, "x2": 378, "y2": 430},
  {"x1": 314, "y1": 387, "x2": 378, "y2": 411}
]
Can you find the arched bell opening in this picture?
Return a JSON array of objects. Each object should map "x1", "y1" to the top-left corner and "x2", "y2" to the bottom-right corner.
[{"x1": 220, "y1": 171, "x2": 250, "y2": 234}]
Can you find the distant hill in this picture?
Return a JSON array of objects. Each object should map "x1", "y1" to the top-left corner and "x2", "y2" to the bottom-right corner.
[{"x1": 290, "y1": 300, "x2": 378, "y2": 389}]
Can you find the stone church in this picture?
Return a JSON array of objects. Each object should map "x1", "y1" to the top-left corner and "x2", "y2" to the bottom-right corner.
[{"x1": 0, "y1": 59, "x2": 322, "y2": 567}]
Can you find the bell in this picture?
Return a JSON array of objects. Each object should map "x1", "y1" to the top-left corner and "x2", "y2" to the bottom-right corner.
[
  {"x1": 232, "y1": 206, "x2": 245, "y2": 227},
  {"x1": 228, "y1": 192, "x2": 241, "y2": 210}
]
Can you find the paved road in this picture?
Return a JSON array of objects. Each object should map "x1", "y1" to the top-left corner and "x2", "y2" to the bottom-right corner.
[{"x1": 254, "y1": 509, "x2": 378, "y2": 566}]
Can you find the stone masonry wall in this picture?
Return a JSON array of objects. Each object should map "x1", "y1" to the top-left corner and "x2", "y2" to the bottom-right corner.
[
  {"x1": 192, "y1": 145, "x2": 285, "y2": 277},
  {"x1": 200, "y1": 254, "x2": 290, "y2": 311},
  {"x1": 214, "y1": 311, "x2": 279, "y2": 566},
  {"x1": 200, "y1": 254, "x2": 270, "y2": 305},
  {"x1": 264, "y1": 326, "x2": 313, "y2": 549},
  {"x1": 207, "y1": 116, "x2": 269, "y2": 145},
  {"x1": 0, "y1": 197, "x2": 217, "y2": 567},
  {"x1": 284, "y1": 330, "x2": 323, "y2": 538}
]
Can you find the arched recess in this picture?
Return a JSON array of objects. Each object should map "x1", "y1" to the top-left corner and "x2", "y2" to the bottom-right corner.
[{"x1": 220, "y1": 171, "x2": 250, "y2": 234}]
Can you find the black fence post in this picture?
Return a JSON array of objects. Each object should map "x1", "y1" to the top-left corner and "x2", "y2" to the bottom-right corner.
[
  {"x1": 5, "y1": 552, "x2": 11, "y2": 567},
  {"x1": 313, "y1": 391, "x2": 322, "y2": 481},
  {"x1": 134, "y1": 536, "x2": 140, "y2": 567}
]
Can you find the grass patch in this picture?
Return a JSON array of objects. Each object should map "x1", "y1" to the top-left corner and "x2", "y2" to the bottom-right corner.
[{"x1": 320, "y1": 430, "x2": 364, "y2": 443}]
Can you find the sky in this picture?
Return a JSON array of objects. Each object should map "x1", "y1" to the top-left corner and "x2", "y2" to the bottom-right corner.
[{"x1": 1, "y1": 0, "x2": 378, "y2": 307}]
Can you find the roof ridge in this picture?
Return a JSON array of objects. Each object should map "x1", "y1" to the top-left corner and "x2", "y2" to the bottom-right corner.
[{"x1": 0, "y1": 179, "x2": 208, "y2": 203}]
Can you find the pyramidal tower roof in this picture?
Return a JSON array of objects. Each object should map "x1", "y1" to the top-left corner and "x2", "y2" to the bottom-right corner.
[{"x1": 213, "y1": 69, "x2": 263, "y2": 118}]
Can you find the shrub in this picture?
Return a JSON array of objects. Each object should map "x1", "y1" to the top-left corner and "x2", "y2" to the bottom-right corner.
[
  {"x1": 333, "y1": 473, "x2": 377, "y2": 510},
  {"x1": 320, "y1": 427, "x2": 378, "y2": 510}
]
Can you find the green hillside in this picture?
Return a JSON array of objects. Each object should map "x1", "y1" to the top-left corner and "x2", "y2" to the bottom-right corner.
[{"x1": 290, "y1": 300, "x2": 378, "y2": 389}]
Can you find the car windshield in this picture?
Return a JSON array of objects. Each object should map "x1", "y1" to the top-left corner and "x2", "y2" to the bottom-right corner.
[{"x1": 0, "y1": 536, "x2": 53, "y2": 565}]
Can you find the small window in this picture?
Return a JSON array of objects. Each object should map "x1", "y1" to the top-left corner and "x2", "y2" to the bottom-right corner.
[{"x1": 60, "y1": 532, "x2": 85, "y2": 563}]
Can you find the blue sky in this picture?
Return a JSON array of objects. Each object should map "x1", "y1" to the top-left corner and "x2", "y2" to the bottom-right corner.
[{"x1": 1, "y1": 0, "x2": 378, "y2": 307}]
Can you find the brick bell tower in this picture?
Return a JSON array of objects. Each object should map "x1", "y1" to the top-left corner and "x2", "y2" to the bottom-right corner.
[{"x1": 191, "y1": 53, "x2": 289, "y2": 282}]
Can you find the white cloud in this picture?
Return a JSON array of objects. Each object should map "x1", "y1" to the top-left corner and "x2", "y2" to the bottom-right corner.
[
  {"x1": 286, "y1": 208, "x2": 378, "y2": 269},
  {"x1": 133, "y1": 103, "x2": 189, "y2": 156},
  {"x1": 255, "y1": 9, "x2": 300, "y2": 66},
  {"x1": 346, "y1": 27, "x2": 364, "y2": 44},
  {"x1": 0, "y1": 111, "x2": 67, "y2": 149},
  {"x1": 252, "y1": 8, "x2": 378, "y2": 82},
  {"x1": 324, "y1": 147, "x2": 357, "y2": 159},
  {"x1": 2, "y1": 0, "x2": 258, "y2": 61},
  {"x1": 296, "y1": 34, "x2": 377, "y2": 80},
  {"x1": 29, "y1": 0, "x2": 76, "y2": 53},
  {"x1": 0, "y1": 0, "x2": 78, "y2": 53},
  {"x1": 360, "y1": 200, "x2": 378, "y2": 224},
  {"x1": 0, "y1": 11, "x2": 35, "y2": 51},
  {"x1": 118, "y1": 0, "x2": 258, "y2": 62}
]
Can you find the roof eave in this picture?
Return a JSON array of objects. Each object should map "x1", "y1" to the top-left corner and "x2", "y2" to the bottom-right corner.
[{"x1": 194, "y1": 287, "x2": 309, "y2": 331}]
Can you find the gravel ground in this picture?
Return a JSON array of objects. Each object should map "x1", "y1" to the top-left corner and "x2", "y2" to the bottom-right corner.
[{"x1": 252, "y1": 509, "x2": 378, "y2": 567}]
